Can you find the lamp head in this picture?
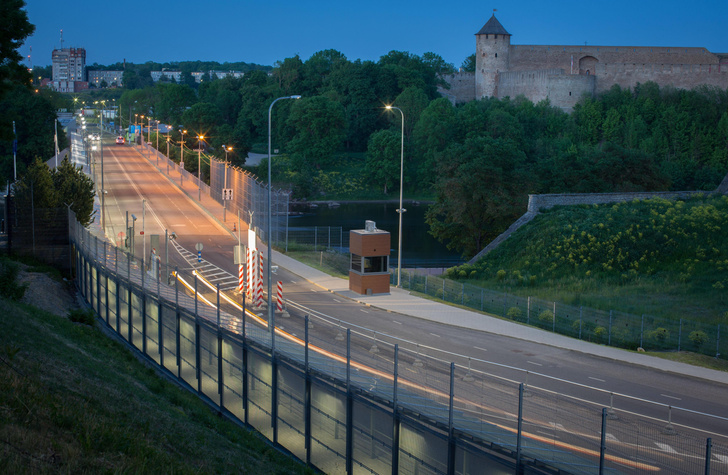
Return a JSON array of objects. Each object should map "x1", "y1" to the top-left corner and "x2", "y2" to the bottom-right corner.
[{"x1": 290, "y1": 95, "x2": 302, "y2": 99}]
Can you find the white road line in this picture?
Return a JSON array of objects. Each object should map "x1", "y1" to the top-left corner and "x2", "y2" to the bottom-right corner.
[
  {"x1": 537, "y1": 430, "x2": 560, "y2": 439},
  {"x1": 392, "y1": 320, "x2": 402, "y2": 324},
  {"x1": 589, "y1": 377, "x2": 606, "y2": 383},
  {"x1": 528, "y1": 361, "x2": 543, "y2": 366},
  {"x1": 360, "y1": 309, "x2": 369, "y2": 313},
  {"x1": 549, "y1": 422, "x2": 565, "y2": 431},
  {"x1": 606, "y1": 433, "x2": 619, "y2": 442},
  {"x1": 333, "y1": 298, "x2": 342, "y2": 303},
  {"x1": 473, "y1": 346, "x2": 488, "y2": 352},
  {"x1": 661, "y1": 394, "x2": 682, "y2": 401},
  {"x1": 714, "y1": 454, "x2": 728, "y2": 464},
  {"x1": 655, "y1": 442, "x2": 678, "y2": 454},
  {"x1": 429, "y1": 333, "x2": 441, "y2": 338}
]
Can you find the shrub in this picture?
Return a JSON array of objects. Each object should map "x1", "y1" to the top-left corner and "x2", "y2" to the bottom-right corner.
[
  {"x1": 68, "y1": 308, "x2": 96, "y2": 326},
  {"x1": 0, "y1": 258, "x2": 27, "y2": 301},
  {"x1": 593, "y1": 326, "x2": 607, "y2": 342},
  {"x1": 538, "y1": 310, "x2": 554, "y2": 324},
  {"x1": 647, "y1": 327, "x2": 670, "y2": 343},
  {"x1": 507, "y1": 307, "x2": 523, "y2": 321},
  {"x1": 688, "y1": 330, "x2": 708, "y2": 349},
  {"x1": 496, "y1": 269, "x2": 507, "y2": 281}
]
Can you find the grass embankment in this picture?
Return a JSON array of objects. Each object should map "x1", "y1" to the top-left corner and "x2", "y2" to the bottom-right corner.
[
  {"x1": 0, "y1": 288, "x2": 310, "y2": 473},
  {"x1": 448, "y1": 195, "x2": 728, "y2": 323}
]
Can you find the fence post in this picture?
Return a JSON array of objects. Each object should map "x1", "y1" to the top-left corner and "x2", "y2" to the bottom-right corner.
[
  {"x1": 527, "y1": 296, "x2": 530, "y2": 324},
  {"x1": 600, "y1": 408, "x2": 608, "y2": 473},
  {"x1": 425, "y1": 275, "x2": 428, "y2": 295},
  {"x1": 447, "y1": 362, "x2": 456, "y2": 475},
  {"x1": 640, "y1": 314, "x2": 645, "y2": 349},
  {"x1": 705, "y1": 437, "x2": 712, "y2": 475},
  {"x1": 175, "y1": 267, "x2": 181, "y2": 380},
  {"x1": 717, "y1": 324, "x2": 721, "y2": 359},
  {"x1": 346, "y1": 329, "x2": 353, "y2": 474},
  {"x1": 217, "y1": 284, "x2": 223, "y2": 408},
  {"x1": 116, "y1": 275, "x2": 121, "y2": 335},
  {"x1": 553, "y1": 302, "x2": 556, "y2": 333},
  {"x1": 481, "y1": 288, "x2": 484, "y2": 312},
  {"x1": 503, "y1": 293, "x2": 507, "y2": 317},
  {"x1": 678, "y1": 318, "x2": 683, "y2": 352},
  {"x1": 392, "y1": 345, "x2": 400, "y2": 475},
  {"x1": 516, "y1": 383, "x2": 524, "y2": 472},
  {"x1": 304, "y1": 316, "x2": 311, "y2": 466},
  {"x1": 608, "y1": 310, "x2": 613, "y2": 346},
  {"x1": 314, "y1": 226, "x2": 317, "y2": 252},
  {"x1": 462, "y1": 283, "x2": 465, "y2": 305},
  {"x1": 579, "y1": 306, "x2": 583, "y2": 339},
  {"x1": 195, "y1": 276, "x2": 201, "y2": 394}
]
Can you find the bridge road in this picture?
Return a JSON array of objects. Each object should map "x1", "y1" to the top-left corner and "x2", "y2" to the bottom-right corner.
[{"x1": 95, "y1": 137, "x2": 728, "y2": 459}]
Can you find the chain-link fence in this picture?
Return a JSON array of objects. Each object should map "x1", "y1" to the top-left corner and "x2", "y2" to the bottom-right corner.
[
  {"x1": 70, "y1": 211, "x2": 728, "y2": 474},
  {"x1": 394, "y1": 269, "x2": 728, "y2": 361}
]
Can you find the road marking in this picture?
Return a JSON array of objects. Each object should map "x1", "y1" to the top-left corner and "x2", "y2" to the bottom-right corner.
[
  {"x1": 589, "y1": 377, "x2": 606, "y2": 383},
  {"x1": 359, "y1": 309, "x2": 369, "y2": 314},
  {"x1": 660, "y1": 394, "x2": 682, "y2": 401},
  {"x1": 429, "y1": 333, "x2": 441, "y2": 338},
  {"x1": 714, "y1": 454, "x2": 728, "y2": 464},
  {"x1": 655, "y1": 442, "x2": 678, "y2": 454},
  {"x1": 332, "y1": 298, "x2": 342, "y2": 303},
  {"x1": 527, "y1": 361, "x2": 542, "y2": 366},
  {"x1": 606, "y1": 433, "x2": 619, "y2": 442},
  {"x1": 549, "y1": 423, "x2": 565, "y2": 431},
  {"x1": 392, "y1": 320, "x2": 402, "y2": 324},
  {"x1": 536, "y1": 430, "x2": 560, "y2": 439},
  {"x1": 473, "y1": 346, "x2": 488, "y2": 352}
]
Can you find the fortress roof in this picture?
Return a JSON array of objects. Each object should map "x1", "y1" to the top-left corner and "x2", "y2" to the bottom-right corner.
[{"x1": 476, "y1": 14, "x2": 511, "y2": 36}]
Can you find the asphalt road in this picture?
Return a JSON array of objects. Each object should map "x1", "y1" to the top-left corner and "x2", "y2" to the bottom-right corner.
[{"x1": 94, "y1": 135, "x2": 728, "y2": 471}]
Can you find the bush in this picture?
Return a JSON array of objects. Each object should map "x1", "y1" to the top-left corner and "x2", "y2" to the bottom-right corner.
[
  {"x1": 538, "y1": 309, "x2": 554, "y2": 324},
  {"x1": 68, "y1": 308, "x2": 96, "y2": 326},
  {"x1": 507, "y1": 307, "x2": 523, "y2": 321},
  {"x1": 688, "y1": 330, "x2": 708, "y2": 349},
  {"x1": 647, "y1": 327, "x2": 670, "y2": 343},
  {"x1": 593, "y1": 326, "x2": 607, "y2": 342},
  {"x1": 0, "y1": 258, "x2": 27, "y2": 301}
]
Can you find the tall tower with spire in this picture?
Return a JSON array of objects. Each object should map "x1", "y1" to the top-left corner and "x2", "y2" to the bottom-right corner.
[{"x1": 475, "y1": 13, "x2": 511, "y2": 98}]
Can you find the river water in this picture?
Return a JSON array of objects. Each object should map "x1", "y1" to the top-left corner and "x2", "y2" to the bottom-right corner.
[{"x1": 288, "y1": 202, "x2": 464, "y2": 268}]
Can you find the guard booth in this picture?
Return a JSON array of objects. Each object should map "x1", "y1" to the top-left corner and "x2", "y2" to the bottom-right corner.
[{"x1": 349, "y1": 220, "x2": 390, "y2": 295}]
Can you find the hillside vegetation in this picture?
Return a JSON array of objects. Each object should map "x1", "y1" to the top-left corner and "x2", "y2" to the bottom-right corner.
[
  {"x1": 447, "y1": 195, "x2": 728, "y2": 323},
  {"x1": 0, "y1": 273, "x2": 309, "y2": 474}
]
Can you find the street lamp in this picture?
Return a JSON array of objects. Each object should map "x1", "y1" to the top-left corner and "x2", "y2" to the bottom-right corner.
[
  {"x1": 197, "y1": 135, "x2": 205, "y2": 201},
  {"x1": 385, "y1": 105, "x2": 406, "y2": 287},
  {"x1": 222, "y1": 145, "x2": 232, "y2": 221},
  {"x1": 267, "y1": 95, "x2": 301, "y2": 332}
]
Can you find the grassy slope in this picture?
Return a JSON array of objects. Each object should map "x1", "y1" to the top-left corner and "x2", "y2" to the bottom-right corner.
[
  {"x1": 450, "y1": 195, "x2": 728, "y2": 323},
  {"x1": 0, "y1": 297, "x2": 310, "y2": 474}
]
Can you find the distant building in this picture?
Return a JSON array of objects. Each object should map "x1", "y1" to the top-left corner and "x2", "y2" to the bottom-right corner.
[
  {"x1": 151, "y1": 70, "x2": 182, "y2": 83},
  {"x1": 441, "y1": 14, "x2": 728, "y2": 111},
  {"x1": 88, "y1": 70, "x2": 123, "y2": 88},
  {"x1": 51, "y1": 47, "x2": 87, "y2": 92},
  {"x1": 150, "y1": 70, "x2": 244, "y2": 83}
]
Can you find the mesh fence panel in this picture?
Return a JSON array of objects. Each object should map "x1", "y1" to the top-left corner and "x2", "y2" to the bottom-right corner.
[
  {"x1": 399, "y1": 421, "x2": 448, "y2": 474},
  {"x1": 198, "y1": 324, "x2": 220, "y2": 405},
  {"x1": 221, "y1": 338, "x2": 245, "y2": 422},
  {"x1": 310, "y1": 382, "x2": 347, "y2": 473},
  {"x1": 276, "y1": 365, "x2": 306, "y2": 461},
  {"x1": 145, "y1": 295, "x2": 161, "y2": 364},
  {"x1": 161, "y1": 304, "x2": 178, "y2": 374},
  {"x1": 248, "y1": 349, "x2": 274, "y2": 440},
  {"x1": 352, "y1": 400, "x2": 393, "y2": 475}
]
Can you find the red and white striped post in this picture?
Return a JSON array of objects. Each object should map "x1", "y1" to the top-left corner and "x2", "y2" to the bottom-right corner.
[
  {"x1": 255, "y1": 252, "x2": 265, "y2": 308},
  {"x1": 276, "y1": 281, "x2": 284, "y2": 312},
  {"x1": 238, "y1": 264, "x2": 245, "y2": 294}
]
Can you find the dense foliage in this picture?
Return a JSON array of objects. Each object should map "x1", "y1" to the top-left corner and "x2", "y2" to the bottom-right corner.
[{"x1": 446, "y1": 195, "x2": 728, "y2": 321}]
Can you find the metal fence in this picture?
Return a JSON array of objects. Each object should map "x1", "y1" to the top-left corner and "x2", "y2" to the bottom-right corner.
[
  {"x1": 393, "y1": 269, "x2": 728, "y2": 361},
  {"x1": 70, "y1": 212, "x2": 728, "y2": 474}
]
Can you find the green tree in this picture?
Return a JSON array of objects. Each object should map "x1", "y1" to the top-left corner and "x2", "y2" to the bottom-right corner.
[
  {"x1": 0, "y1": 0, "x2": 34, "y2": 101},
  {"x1": 14, "y1": 158, "x2": 57, "y2": 210},
  {"x1": 461, "y1": 54, "x2": 476, "y2": 72},
  {"x1": 286, "y1": 96, "x2": 346, "y2": 169},
  {"x1": 52, "y1": 157, "x2": 95, "y2": 226},
  {"x1": 365, "y1": 129, "x2": 401, "y2": 194}
]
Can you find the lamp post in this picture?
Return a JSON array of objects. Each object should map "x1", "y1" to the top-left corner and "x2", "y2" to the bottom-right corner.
[
  {"x1": 386, "y1": 105, "x2": 406, "y2": 287},
  {"x1": 267, "y1": 95, "x2": 301, "y2": 331},
  {"x1": 197, "y1": 135, "x2": 205, "y2": 201},
  {"x1": 222, "y1": 145, "x2": 232, "y2": 221},
  {"x1": 139, "y1": 115, "x2": 144, "y2": 147}
]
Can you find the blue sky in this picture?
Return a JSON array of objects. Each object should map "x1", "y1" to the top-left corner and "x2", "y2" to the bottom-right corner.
[{"x1": 21, "y1": 0, "x2": 728, "y2": 69}]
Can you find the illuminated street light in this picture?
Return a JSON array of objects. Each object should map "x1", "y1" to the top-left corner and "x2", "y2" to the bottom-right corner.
[
  {"x1": 385, "y1": 105, "x2": 406, "y2": 288},
  {"x1": 197, "y1": 135, "x2": 205, "y2": 201},
  {"x1": 267, "y1": 95, "x2": 301, "y2": 333}
]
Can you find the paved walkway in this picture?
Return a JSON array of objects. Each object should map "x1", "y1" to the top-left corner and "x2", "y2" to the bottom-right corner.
[{"x1": 134, "y1": 144, "x2": 728, "y2": 385}]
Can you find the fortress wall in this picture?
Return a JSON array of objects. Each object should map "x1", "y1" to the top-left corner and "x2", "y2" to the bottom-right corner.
[
  {"x1": 497, "y1": 70, "x2": 595, "y2": 111},
  {"x1": 527, "y1": 191, "x2": 707, "y2": 213},
  {"x1": 509, "y1": 45, "x2": 720, "y2": 72},
  {"x1": 439, "y1": 72, "x2": 475, "y2": 104},
  {"x1": 595, "y1": 63, "x2": 728, "y2": 94}
]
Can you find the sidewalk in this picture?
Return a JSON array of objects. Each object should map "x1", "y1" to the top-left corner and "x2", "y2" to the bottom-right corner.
[{"x1": 136, "y1": 144, "x2": 728, "y2": 385}]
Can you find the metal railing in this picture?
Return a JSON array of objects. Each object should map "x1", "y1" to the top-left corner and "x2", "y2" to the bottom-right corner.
[
  {"x1": 393, "y1": 269, "x2": 728, "y2": 361},
  {"x1": 70, "y1": 212, "x2": 728, "y2": 474}
]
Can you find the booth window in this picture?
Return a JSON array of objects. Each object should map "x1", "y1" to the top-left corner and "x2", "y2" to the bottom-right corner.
[{"x1": 351, "y1": 254, "x2": 388, "y2": 274}]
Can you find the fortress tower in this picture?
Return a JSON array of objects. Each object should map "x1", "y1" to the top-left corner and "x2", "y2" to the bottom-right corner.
[{"x1": 475, "y1": 14, "x2": 511, "y2": 98}]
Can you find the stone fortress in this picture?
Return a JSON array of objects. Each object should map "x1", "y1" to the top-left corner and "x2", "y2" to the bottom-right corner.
[{"x1": 441, "y1": 14, "x2": 728, "y2": 111}]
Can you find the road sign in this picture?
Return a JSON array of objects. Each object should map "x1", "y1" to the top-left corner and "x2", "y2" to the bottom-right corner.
[
  {"x1": 197, "y1": 250, "x2": 202, "y2": 263},
  {"x1": 195, "y1": 242, "x2": 203, "y2": 251},
  {"x1": 223, "y1": 188, "x2": 233, "y2": 201},
  {"x1": 140, "y1": 231, "x2": 144, "y2": 235},
  {"x1": 233, "y1": 245, "x2": 245, "y2": 264}
]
